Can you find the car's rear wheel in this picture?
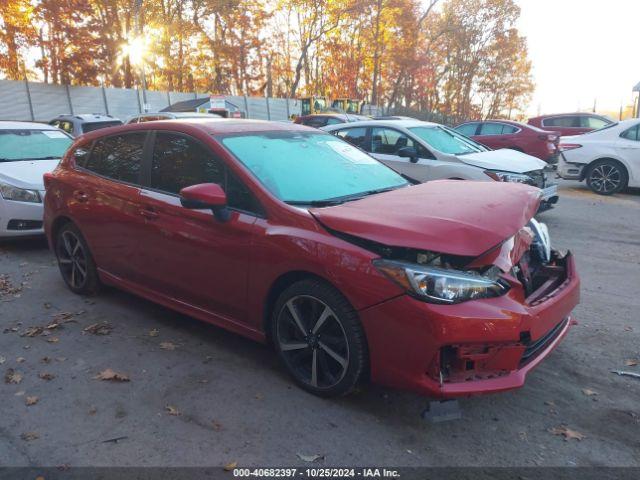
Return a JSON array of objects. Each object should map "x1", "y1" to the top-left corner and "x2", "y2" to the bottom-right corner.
[
  {"x1": 586, "y1": 159, "x2": 628, "y2": 195},
  {"x1": 55, "y1": 223, "x2": 100, "y2": 295},
  {"x1": 271, "y1": 279, "x2": 367, "y2": 397}
]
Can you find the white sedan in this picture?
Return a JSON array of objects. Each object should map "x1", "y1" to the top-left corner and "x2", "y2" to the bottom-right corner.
[
  {"x1": 558, "y1": 119, "x2": 640, "y2": 195},
  {"x1": 0, "y1": 121, "x2": 73, "y2": 237}
]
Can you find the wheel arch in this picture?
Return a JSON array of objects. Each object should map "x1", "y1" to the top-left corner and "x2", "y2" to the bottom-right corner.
[{"x1": 50, "y1": 215, "x2": 74, "y2": 246}]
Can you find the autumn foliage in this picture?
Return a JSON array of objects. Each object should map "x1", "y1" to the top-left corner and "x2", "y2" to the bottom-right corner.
[{"x1": 0, "y1": 0, "x2": 534, "y2": 120}]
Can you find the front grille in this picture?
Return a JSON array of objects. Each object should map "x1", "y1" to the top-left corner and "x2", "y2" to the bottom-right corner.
[
  {"x1": 7, "y1": 219, "x2": 43, "y2": 231},
  {"x1": 525, "y1": 170, "x2": 545, "y2": 188},
  {"x1": 520, "y1": 317, "x2": 568, "y2": 366}
]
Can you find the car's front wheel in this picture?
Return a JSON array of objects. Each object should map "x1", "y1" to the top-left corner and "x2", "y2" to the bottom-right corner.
[
  {"x1": 271, "y1": 279, "x2": 368, "y2": 397},
  {"x1": 55, "y1": 222, "x2": 100, "y2": 295},
  {"x1": 586, "y1": 159, "x2": 628, "y2": 195}
]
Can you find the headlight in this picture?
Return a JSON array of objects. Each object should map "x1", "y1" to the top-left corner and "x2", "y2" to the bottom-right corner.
[
  {"x1": 0, "y1": 181, "x2": 42, "y2": 203},
  {"x1": 373, "y1": 259, "x2": 509, "y2": 304},
  {"x1": 485, "y1": 170, "x2": 533, "y2": 184}
]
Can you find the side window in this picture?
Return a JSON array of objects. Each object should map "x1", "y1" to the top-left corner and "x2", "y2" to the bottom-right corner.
[
  {"x1": 84, "y1": 133, "x2": 146, "y2": 184},
  {"x1": 370, "y1": 127, "x2": 414, "y2": 155},
  {"x1": 303, "y1": 117, "x2": 328, "y2": 128},
  {"x1": 226, "y1": 172, "x2": 262, "y2": 215},
  {"x1": 150, "y1": 133, "x2": 224, "y2": 194},
  {"x1": 479, "y1": 122, "x2": 505, "y2": 135},
  {"x1": 545, "y1": 116, "x2": 580, "y2": 128},
  {"x1": 456, "y1": 123, "x2": 478, "y2": 136},
  {"x1": 335, "y1": 127, "x2": 369, "y2": 150},
  {"x1": 59, "y1": 121, "x2": 74, "y2": 134},
  {"x1": 620, "y1": 125, "x2": 640, "y2": 141},
  {"x1": 326, "y1": 117, "x2": 344, "y2": 126},
  {"x1": 582, "y1": 116, "x2": 609, "y2": 129}
]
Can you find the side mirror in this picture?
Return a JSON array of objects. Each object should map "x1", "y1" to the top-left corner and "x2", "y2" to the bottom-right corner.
[
  {"x1": 398, "y1": 146, "x2": 419, "y2": 163},
  {"x1": 179, "y1": 183, "x2": 230, "y2": 222}
]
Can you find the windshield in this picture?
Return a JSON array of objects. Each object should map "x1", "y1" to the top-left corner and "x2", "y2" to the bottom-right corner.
[
  {"x1": 0, "y1": 129, "x2": 72, "y2": 162},
  {"x1": 409, "y1": 126, "x2": 487, "y2": 155},
  {"x1": 220, "y1": 131, "x2": 407, "y2": 204}
]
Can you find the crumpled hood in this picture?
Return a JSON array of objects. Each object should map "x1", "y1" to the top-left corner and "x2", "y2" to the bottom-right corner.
[
  {"x1": 460, "y1": 149, "x2": 546, "y2": 173},
  {"x1": 310, "y1": 180, "x2": 542, "y2": 257},
  {"x1": 0, "y1": 160, "x2": 59, "y2": 190}
]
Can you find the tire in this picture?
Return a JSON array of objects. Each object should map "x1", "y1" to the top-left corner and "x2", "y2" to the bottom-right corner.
[
  {"x1": 54, "y1": 222, "x2": 100, "y2": 295},
  {"x1": 586, "y1": 159, "x2": 628, "y2": 195},
  {"x1": 271, "y1": 279, "x2": 368, "y2": 397}
]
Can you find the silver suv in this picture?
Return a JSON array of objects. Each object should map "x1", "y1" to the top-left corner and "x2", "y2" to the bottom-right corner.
[{"x1": 49, "y1": 114, "x2": 122, "y2": 137}]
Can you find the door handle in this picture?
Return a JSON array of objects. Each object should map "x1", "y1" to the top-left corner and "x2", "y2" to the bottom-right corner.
[
  {"x1": 139, "y1": 207, "x2": 159, "y2": 220},
  {"x1": 73, "y1": 190, "x2": 89, "y2": 202}
]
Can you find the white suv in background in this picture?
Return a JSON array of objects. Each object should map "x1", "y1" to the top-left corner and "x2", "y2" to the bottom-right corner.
[{"x1": 323, "y1": 119, "x2": 558, "y2": 210}]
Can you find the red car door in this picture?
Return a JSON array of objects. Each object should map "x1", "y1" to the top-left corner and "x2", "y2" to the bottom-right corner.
[
  {"x1": 69, "y1": 132, "x2": 151, "y2": 283},
  {"x1": 134, "y1": 131, "x2": 260, "y2": 324}
]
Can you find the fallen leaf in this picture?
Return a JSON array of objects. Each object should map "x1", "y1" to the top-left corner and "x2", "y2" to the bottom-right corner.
[
  {"x1": 254, "y1": 393, "x2": 264, "y2": 400},
  {"x1": 39, "y1": 372, "x2": 55, "y2": 381},
  {"x1": 160, "y1": 342, "x2": 177, "y2": 351},
  {"x1": 5, "y1": 368, "x2": 22, "y2": 384},
  {"x1": 41, "y1": 357, "x2": 52, "y2": 364},
  {"x1": 165, "y1": 405, "x2": 181, "y2": 416},
  {"x1": 0, "y1": 356, "x2": 5, "y2": 364},
  {"x1": 296, "y1": 453, "x2": 325, "y2": 462},
  {"x1": 84, "y1": 322, "x2": 113, "y2": 335},
  {"x1": 94, "y1": 369, "x2": 130, "y2": 382},
  {"x1": 549, "y1": 425, "x2": 586, "y2": 441},
  {"x1": 149, "y1": 329, "x2": 159, "y2": 337},
  {"x1": 582, "y1": 388, "x2": 598, "y2": 396},
  {"x1": 625, "y1": 359, "x2": 639, "y2": 367},
  {"x1": 26, "y1": 396, "x2": 38, "y2": 406},
  {"x1": 21, "y1": 432, "x2": 39, "y2": 441},
  {"x1": 43, "y1": 303, "x2": 51, "y2": 309},
  {"x1": 16, "y1": 357, "x2": 25, "y2": 363},
  {"x1": 223, "y1": 462, "x2": 237, "y2": 471},
  {"x1": 88, "y1": 406, "x2": 97, "y2": 415},
  {"x1": 21, "y1": 326, "x2": 43, "y2": 337},
  {"x1": 14, "y1": 391, "x2": 25, "y2": 396},
  {"x1": 47, "y1": 337, "x2": 59, "y2": 343},
  {"x1": 624, "y1": 326, "x2": 633, "y2": 332},
  {"x1": 212, "y1": 420, "x2": 223, "y2": 431}
]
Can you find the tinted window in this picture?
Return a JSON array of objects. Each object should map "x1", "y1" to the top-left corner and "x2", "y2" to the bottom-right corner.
[
  {"x1": 620, "y1": 125, "x2": 640, "y2": 141},
  {"x1": 455, "y1": 123, "x2": 479, "y2": 136},
  {"x1": 303, "y1": 117, "x2": 328, "y2": 128},
  {"x1": 326, "y1": 117, "x2": 344, "y2": 125},
  {"x1": 84, "y1": 133, "x2": 146, "y2": 183},
  {"x1": 81, "y1": 121, "x2": 123, "y2": 133},
  {"x1": 151, "y1": 133, "x2": 223, "y2": 194},
  {"x1": 371, "y1": 127, "x2": 415, "y2": 155},
  {"x1": 225, "y1": 172, "x2": 262, "y2": 214},
  {"x1": 582, "y1": 116, "x2": 610, "y2": 129},
  {"x1": 543, "y1": 116, "x2": 579, "y2": 127},
  {"x1": 478, "y1": 123, "x2": 518, "y2": 135},
  {"x1": 335, "y1": 127, "x2": 368, "y2": 150}
]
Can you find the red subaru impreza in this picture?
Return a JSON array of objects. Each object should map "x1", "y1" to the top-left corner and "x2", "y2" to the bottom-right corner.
[{"x1": 43, "y1": 119, "x2": 580, "y2": 398}]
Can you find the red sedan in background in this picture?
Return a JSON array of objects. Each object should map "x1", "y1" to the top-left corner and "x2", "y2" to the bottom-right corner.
[
  {"x1": 43, "y1": 119, "x2": 579, "y2": 399},
  {"x1": 527, "y1": 113, "x2": 613, "y2": 137},
  {"x1": 455, "y1": 120, "x2": 559, "y2": 162}
]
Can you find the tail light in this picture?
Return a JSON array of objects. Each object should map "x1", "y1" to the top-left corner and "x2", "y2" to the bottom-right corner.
[
  {"x1": 558, "y1": 143, "x2": 582, "y2": 152},
  {"x1": 539, "y1": 134, "x2": 559, "y2": 143}
]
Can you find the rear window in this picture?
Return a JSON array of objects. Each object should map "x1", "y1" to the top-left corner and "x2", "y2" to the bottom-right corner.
[
  {"x1": 543, "y1": 116, "x2": 579, "y2": 128},
  {"x1": 81, "y1": 121, "x2": 123, "y2": 133},
  {"x1": 84, "y1": 132, "x2": 146, "y2": 183}
]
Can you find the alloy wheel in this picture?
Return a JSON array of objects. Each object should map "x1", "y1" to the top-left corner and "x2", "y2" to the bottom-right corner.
[
  {"x1": 57, "y1": 230, "x2": 88, "y2": 290},
  {"x1": 589, "y1": 164, "x2": 621, "y2": 194},
  {"x1": 276, "y1": 295, "x2": 349, "y2": 390}
]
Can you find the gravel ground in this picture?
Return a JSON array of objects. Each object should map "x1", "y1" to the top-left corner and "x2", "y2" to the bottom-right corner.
[{"x1": 0, "y1": 179, "x2": 638, "y2": 468}]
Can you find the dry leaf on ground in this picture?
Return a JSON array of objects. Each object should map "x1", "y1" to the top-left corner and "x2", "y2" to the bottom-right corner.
[
  {"x1": 582, "y1": 388, "x2": 598, "y2": 396},
  {"x1": 5, "y1": 368, "x2": 22, "y2": 384},
  {"x1": 625, "y1": 359, "x2": 639, "y2": 367},
  {"x1": 165, "y1": 405, "x2": 180, "y2": 416},
  {"x1": 212, "y1": 420, "x2": 222, "y2": 431},
  {"x1": 83, "y1": 322, "x2": 113, "y2": 335},
  {"x1": 296, "y1": 453, "x2": 325, "y2": 462},
  {"x1": 0, "y1": 356, "x2": 5, "y2": 365},
  {"x1": 549, "y1": 425, "x2": 586, "y2": 441},
  {"x1": 46, "y1": 337, "x2": 59, "y2": 343},
  {"x1": 41, "y1": 357, "x2": 52, "y2": 364},
  {"x1": 149, "y1": 329, "x2": 159, "y2": 337},
  {"x1": 223, "y1": 462, "x2": 237, "y2": 471},
  {"x1": 21, "y1": 432, "x2": 39, "y2": 441},
  {"x1": 39, "y1": 372, "x2": 55, "y2": 381},
  {"x1": 21, "y1": 326, "x2": 44, "y2": 337},
  {"x1": 16, "y1": 357, "x2": 25, "y2": 363},
  {"x1": 26, "y1": 396, "x2": 38, "y2": 406},
  {"x1": 160, "y1": 342, "x2": 177, "y2": 351},
  {"x1": 94, "y1": 369, "x2": 130, "y2": 382}
]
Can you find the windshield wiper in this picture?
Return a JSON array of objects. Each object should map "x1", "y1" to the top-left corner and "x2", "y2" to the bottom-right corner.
[{"x1": 285, "y1": 185, "x2": 405, "y2": 207}]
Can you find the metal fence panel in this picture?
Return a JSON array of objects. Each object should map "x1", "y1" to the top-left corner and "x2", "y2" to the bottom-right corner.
[
  {"x1": 0, "y1": 80, "x2": 33, "y2": 121},
  {"x1": 28, "y1": 82, "x2": 70, "y2": 121},
  {"x1": 70, "y1": 85, "x2": 109, "y2": 117},
  {"x1": 104, "y1": 88, "x2": 141, "y2": 121}
]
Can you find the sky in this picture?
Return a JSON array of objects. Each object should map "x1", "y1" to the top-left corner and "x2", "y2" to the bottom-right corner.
[{"x1": 514, "y1": 0, "x2": 640, "y2": 116}]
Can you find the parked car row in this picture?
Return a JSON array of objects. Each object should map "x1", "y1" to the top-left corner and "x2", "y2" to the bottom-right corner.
[{"x1": 27, "y1": 117, "x2": 580, "y2": 401}]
